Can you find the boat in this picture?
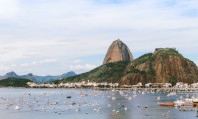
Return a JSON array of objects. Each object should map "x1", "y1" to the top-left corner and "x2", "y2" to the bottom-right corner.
[
  {"x1": 71, "y1": 101, "x2": 76, "y2": 105},
  {"x1": 167, "y1": 92, "x2": 176, "y2": 97},
  {"x1": 184, "y1": 98, "x2": 193, "y2": 103},
  {"x1": 174, "y1": 100, "x2": 184, "y2": 107},
  {"x1": 67, "y1": 91, "x2": 72, "y2": 98},
  {"x1": 192, "y1": 98, "x2": 198, "y2": 103},
  {"x1": 158, "y1": 103, "x2": 174, "y2": 106}
]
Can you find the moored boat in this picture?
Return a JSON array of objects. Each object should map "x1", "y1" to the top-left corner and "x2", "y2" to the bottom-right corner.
[{"x1": 158, "y1": 103, "x2": 174, "y2": 106}]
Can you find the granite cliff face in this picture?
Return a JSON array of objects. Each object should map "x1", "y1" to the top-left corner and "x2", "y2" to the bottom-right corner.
[
  {"x1": 103, "y1": 39, "x2": 133, "y2": 64},
  {"x1": 120, "y1": 48, "x2": 198, "y2": 85}
]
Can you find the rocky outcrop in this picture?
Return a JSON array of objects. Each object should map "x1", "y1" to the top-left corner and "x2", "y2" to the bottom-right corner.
[
  {"x1": 103, "y1": 39, "x2": 133, "y2": 64},
  {"x1": 120, "y1": 48, "x2": 198, "y2": 85}
]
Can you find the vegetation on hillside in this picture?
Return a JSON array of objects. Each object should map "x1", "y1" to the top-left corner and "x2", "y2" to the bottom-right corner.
[
  {"x1": 156, "y1": 48, "x2": 183, "y2": 59},
  {"x1": 54, "y1": 61, "x2": 130, "y2": 84},
  {"x1": 53, "y1": 48, "x2": 197, "y2": 84},
  {"x1": 126, "y1": 53, "x2": 156, "y2": 76},
  {"x1": 156, "y1": 48, "x2": 197, "y2": 66},
  {"x1": 133, "y1": 53, "x2": 156, "y2": 66},
  {"x1": 0, "y1": 78, "x2": 32, "y2": 88}
]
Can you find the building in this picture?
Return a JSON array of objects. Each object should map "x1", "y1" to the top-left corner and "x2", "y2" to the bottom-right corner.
[
  {"x1": 145, "y1": 83, "x2": 152, "y2": 88},
  {"x1": 137, "y1": 82, "x2": 142, "y2": 87},
  {"x1": 175, "y1": 82, "x2": 188, "y2": 88},
  {"x1": 191, "y1": 83, "x2": 198, "y2": 88},
  {"x1": 163, "y1": 83, "x2": 172, "y2": 88}
]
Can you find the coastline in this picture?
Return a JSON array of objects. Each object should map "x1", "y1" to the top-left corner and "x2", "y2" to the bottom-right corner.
[{"x1": 1, "y1": 87, "x2": 198, "y2": 91}]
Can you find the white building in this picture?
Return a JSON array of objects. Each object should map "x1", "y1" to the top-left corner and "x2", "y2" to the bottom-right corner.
[
  {"x1": 191, "y1": 83, "x2": 198, "y2": 88},
  {"x1": 137, "y1": 82, "x2": 142, "y2": 87},
  {"x1": 176, "y1": 82, "x2": 188, "y2": 88},
  {"x1": 145, "y1": 83, "x2": 152, "y2": 88},
  {"x1": 163, "y1": 83, "x2": 172, "y2": 88}
]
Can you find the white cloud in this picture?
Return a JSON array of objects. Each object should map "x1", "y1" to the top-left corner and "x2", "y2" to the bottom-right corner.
[
  {"x1": 0, "y1": 0, "x2": 198, "y2": 75},
  {"x1": 19, "y1": 59, "x2": 57, "y2": 67},
  {"x1": 73, "y1": 60, "x2": 81, "y2": 63},
  {"x1": 39, "y1": 59, "x2": 57, "y2": 64},
  {"x1": 69, "y1": 64, "x2": 97, "y2": 71},
  {"x1": 10, "y1": 64, "x2": 16, "y2": 67},
  {"x1": 20, "y1": 63, "x2": 29, "y2": 67}
]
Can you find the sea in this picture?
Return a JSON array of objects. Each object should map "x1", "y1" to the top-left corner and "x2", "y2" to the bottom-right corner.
[{"x1": 0, "y1": 88, "x2": 197, "y2": 119}]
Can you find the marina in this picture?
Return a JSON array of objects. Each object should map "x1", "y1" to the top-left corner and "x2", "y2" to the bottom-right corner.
[{"x1": 1, "y1": 88, "x2": 198, "y2": 119}]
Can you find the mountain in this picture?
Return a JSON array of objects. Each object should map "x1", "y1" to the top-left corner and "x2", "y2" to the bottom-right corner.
[
  {"x1": 55, "y1": 47, "x2": 198, "y2": 86},
  {"x1": 0, "y1": 71, "x2": 76, "y2": 84},
  {"x1": 1, "y1": 71, "x2": 19, "y2": 80},
  {"x1": 120, "y1": 48, "x2": 198, "y2": 85},
  {"x1": 34, "y1": 71, "x2": 76, "y2": 84},
  {"x1": 0, "y1": 78, "x2": 32, "y2": 88},
  {"x1": 20, "y1": 73, "x2": 37, "y2": 83},
  {"x1": 54, "y1": 61, "x2": 129, "y2": 84},
  {"x1": 103, "y1": 39, "x2": 133, "y2": 64}
]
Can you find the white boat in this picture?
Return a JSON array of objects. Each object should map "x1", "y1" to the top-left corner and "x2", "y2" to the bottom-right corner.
[
  {"x1": 174, "y1": 100, "x2": 184, "y2": 107},
  {"x1": 192, "y1": 98, "x2": 198, "y2": 103},
  {"x1": 14, "y1": 106, "x2": 20, "y2": 110},
  {"x1": 167, "y1": 92, "x2": 176, "y2": 97},
  {"x1": 184, "y1": 98, "x2": 193, "y2": 103},
  {"x1": 157, "y1": 96, "x2": 160, "y2": 101}
]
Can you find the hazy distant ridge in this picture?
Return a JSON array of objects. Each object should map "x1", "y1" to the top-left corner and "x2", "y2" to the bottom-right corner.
[{"x1": 0, "y1": 71, "x2": 76, "y2": 84}]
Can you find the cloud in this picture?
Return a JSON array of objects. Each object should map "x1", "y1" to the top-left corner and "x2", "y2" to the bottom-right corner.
[
  {"x1": 69, "y1": 64, "x2": 97, "y2": 71},
  {"x1": 0, "y1": 0, "x2": 198, "y2": 75},
  {"x1": 39, "y1": 59, "x2": 57, "y2": 64},
  {"x1": 20, "y1": 63, "x2": 29, "y2": 67},
  {"x1": 73, "y1": 60, "x2": 81, "y2": 63},
  {"x1": 20, "y1": 59, "x2": 57, "y2": 67},
  {"x1": 10, "y1": 64, "x2": 16, "y2": 67}
]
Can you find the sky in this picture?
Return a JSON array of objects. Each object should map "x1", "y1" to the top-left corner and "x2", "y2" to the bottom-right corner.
[{"x1": 0, "y1": 0, "x2": 198, "y2": 76}]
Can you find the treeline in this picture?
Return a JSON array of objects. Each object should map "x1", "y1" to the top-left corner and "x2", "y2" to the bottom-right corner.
[{"x1": 0, "y1": 78, "x2": 32, "y2": 88}]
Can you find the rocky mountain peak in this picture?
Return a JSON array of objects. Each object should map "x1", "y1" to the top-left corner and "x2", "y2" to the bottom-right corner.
[{"x1": 103, "y1": 39, "x2": 133, "y2": 64}]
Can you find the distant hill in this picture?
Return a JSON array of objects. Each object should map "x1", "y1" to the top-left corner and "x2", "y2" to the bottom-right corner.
[
  {"x1": 55, "y1": 48, "x2": 198, "y2": 86},
  {"x1": 1, "y1": 71, "x2": 18, "y2": 80},
  {"x1": 0, "y1": 78, "x2": 32, "y2": 88},
  {"x1": 0, "y1": 71, "x2": 76, "y2": 84},
  {"x1": 54, "y1": 61, "x2": 130, "y2": 84},
  {"x1": 34, "y1": 71, "x2": 76, "y2": 83}
]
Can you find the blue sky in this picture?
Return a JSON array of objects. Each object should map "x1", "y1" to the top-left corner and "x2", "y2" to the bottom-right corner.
[{"x1": 0, "y1": 0, "x2": 198, "y2": 76}]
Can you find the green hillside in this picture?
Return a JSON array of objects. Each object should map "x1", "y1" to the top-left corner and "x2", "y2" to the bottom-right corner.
[
  {"x1": 54, "y1": 61, "x2": 130, "y2": 84},
  {"x1": 0, "y1": 78, "x2": 32, "y2": 88}
]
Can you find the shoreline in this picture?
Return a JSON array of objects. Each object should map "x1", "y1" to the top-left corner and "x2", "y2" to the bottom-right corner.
[{"x1": 1, "y1": 87, "x2": 198, "y2": 91}]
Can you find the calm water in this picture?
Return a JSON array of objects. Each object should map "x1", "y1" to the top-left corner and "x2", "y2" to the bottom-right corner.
[{"x1": 0, "y1": 88, "x2": 197, "y2": 119}]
